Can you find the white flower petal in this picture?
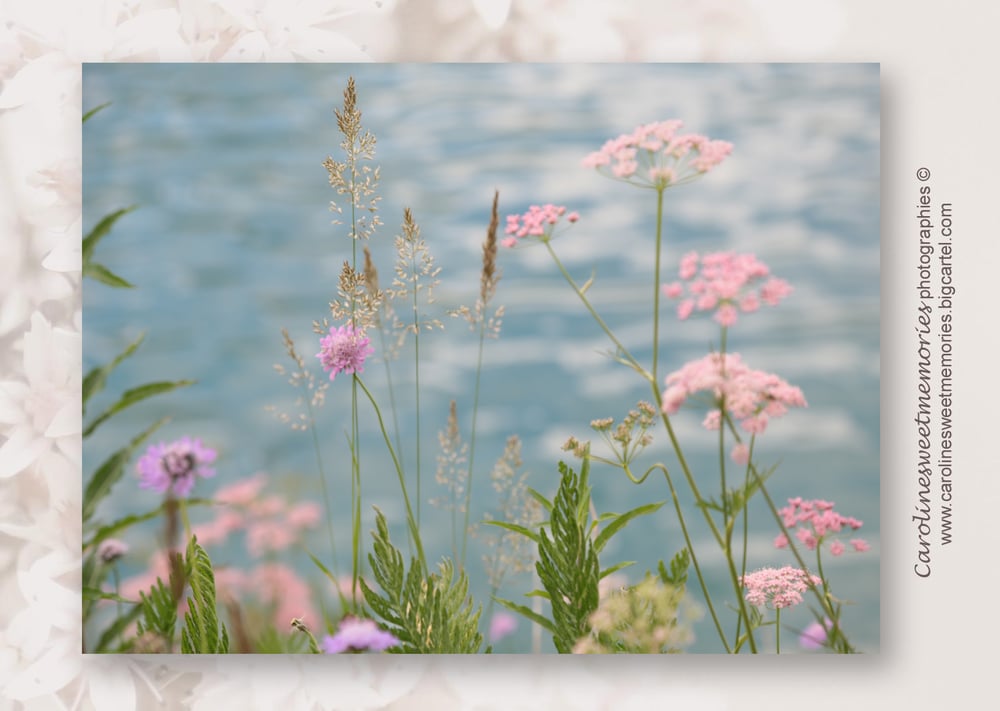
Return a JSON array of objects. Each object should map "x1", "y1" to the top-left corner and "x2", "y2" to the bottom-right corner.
[
  {"x1": 86, "y1": 659, "x2": 138, "y2": 711},
  {"x1": 2, "y1": 637, "x2": 81, "y2": 701},
  {"x1": 472, "y1": 0, "x2": 511, "y2": 30},
  {"x1": 0, "y1": 382, "x2": 30, "y2": 425},
  {"x1": 0, "y1": 53, "x2": 77, "y2": 110},
  {"x1": 41, "y1": 239, "x2": 82, "y2": 273},
  {"x1": 43, "y1": 400, "x2": 81, "y2": 438},
  {"x1": 0, "y1": 428, "x2": 49, "y2": 479}
]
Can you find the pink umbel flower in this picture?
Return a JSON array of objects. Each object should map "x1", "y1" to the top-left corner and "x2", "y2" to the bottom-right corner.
[
  {"x1": 730, "y1": 443, "x2": 750, "y2": 466},
  {"x1": 321, "y1": 617, "x2": 401, "y2": 654},
  {"x1": 316, "y1": 323, "x2": 374, "y2": 381},
  {"x1": 136, "y1": 436, "x2": 217, "y2": 497},
  {"x1": 741, "y1": 566, "x2": 821, "y2": 609},
  {"x1": 662, "y1": 251, "x2": 792, "y2": 327},
  {"x1": 799, "y1": 618, "x2": 833, "y2": 650},
  {"x1": 502, "y1": 204, "x2": 579, "y2": 248},
  {"x1": 661, "y1": 352, "x2": 806, "y2": 435},
  {"x1": 582, "y1": 120, "x2": 732, "y2": 189},
  {"x1": 775, "y1": 497, "x2": 868, "y2": 555}
]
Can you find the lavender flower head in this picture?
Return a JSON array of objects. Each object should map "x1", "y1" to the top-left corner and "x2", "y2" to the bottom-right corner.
[
  {"x1": 316, "y1": 323, "x2": 374, "y2": 381},
  {"x1": 321, "y1": 617, "x2": 400, "y2": 654},
  {"x1": 136, "y1": 436, "x2": 217, "y2": 497}
]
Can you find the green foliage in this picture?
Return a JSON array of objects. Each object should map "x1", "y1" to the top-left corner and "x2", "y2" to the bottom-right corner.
[
  {"x1": 84, "y1": 379, "x2": 195, "y2": 438},
  {"x1": 361, "y1": 509, "x2": 483, "y2": 654},
  {"x1": 83, "y1": 102, "x2": 111, "y2": 123},
  {"x1": 82, "y1": 332, "x2": 146, "y2": 411},
  {"x1": 180, "y1": 536, "x2": 231, "y2": 654},
  {"x1": 83, "y1": 206, "x2": 137, "y2": 288},
  {"x1": 658, "y1": 548, "x2": 690, "y2": 588},
  {"x1": 82, "y1": 417, "x2": 168, "y2": 523},
  {"x1": 534, "y1": 459, "x2": 601, "y2": 653},
  {"x1": 84, "y1": 498, "x2": 213, "y2": 549},
  {"x1": 136, "y1": 574, "x2": 180, "y2": 651}
]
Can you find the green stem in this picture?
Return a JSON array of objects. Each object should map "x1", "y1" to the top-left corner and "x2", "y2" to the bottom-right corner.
[
  {"x1": 460, "y1": 321, "x2": 488, "y2": 569},
  {"x1": 655, "y1": 464, "x2": 731, "y2": 653},
  {"x1": 306, "y1": 396, "x2": 340, "y2": 580},
  {"x1": 356, "y1": 375, "x2": 428, "y2": 575},
  {"x1": 411, "y1": 278, "x2": 423, "y2": 528},
  {"x1": 775, "y1": 607, "x2": 781, "y2": 654},
  {"x1": 652, "y1": 187, "x2": 665, "y2": 385}
]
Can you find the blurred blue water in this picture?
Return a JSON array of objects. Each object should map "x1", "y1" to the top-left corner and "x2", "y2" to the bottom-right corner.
[{"x1": 83, "y1": 63, "x2": 880, "y2": 653}]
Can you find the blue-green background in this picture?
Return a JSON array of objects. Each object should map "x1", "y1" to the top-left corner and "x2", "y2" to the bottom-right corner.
[{"x1": 83, "y1": 63, "x2": 880, "y2": 653}]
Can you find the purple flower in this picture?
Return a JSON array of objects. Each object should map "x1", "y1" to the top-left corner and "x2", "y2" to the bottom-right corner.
[
  {"x1": 97, "y1": 538, "x2": 129, "y2": 563},
  {"x1": 799, "y1": 618, "x2": 833, "y2": 650},
  {"x1": 316, "y1": 324, "x2": 374, "y2": 381},
  {"x1": 136, "y1": 436, "x2": 217, "y2": 497},
  {"x1": 321, "y1": 617, "x2": 400, "y2": 654},
  {"x1": 488, "y1": 612, "x2": 518, "y2": 643}
]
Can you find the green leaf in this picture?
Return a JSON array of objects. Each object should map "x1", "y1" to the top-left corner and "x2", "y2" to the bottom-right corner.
[
  {"x1": 83, "y1": 262, "x2": 135, "y2": 288},
  {"x1": 83, "y1": 587, "x2": 132, "y2": 604},
  {"x1": 83, "y1": 206, "x2": 136, "y2": 267},
  {"x1": 83, "y1": 102, "x2": 111, "y2": 123},
  {"x1": 493, "y1": 597, "x2": 556, "y2": 633},
  {"x1": 93, "y1": 604, "x2": 144, "y2": 653},
  {"x1": 599, "y1": 560, "x2": 636, "y2": 580},
  {"x1": 592, "y1": 501, "x2": 666, "y2": 553},
  {"x1": 180, "y1": 536, "x2": 230, "y2": 654},
  {"x1": 84, "y1": 380, "x2": 195, "y2": 438},
  {"x1": 483, "y1": 520, "x2": 540, "y2": 544},
  {"x1": 84, "y1": 498, "x2": 214, "y2": 549},
  {"x1": 83, "y1": 417, "x2": 168, "y2": 523},
  {"x1": 83, "y1": 332, "x2": 146, "y2": 410},
  {"x1": 525, "y1": 487, "x2": 553, "y2": 514}
]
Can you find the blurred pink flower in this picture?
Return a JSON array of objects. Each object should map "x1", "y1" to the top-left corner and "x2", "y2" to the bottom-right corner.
[
  {"x1": 251, "y1": 563, "x2": 318, "y2": 631},
  {"x1": 662, "y1": 352, "x2": 806, "y2": 435},
  {"x1": 488, "y1": 612, "x2": 518, "y2": 643},
  {"x1": 321, "y1": 617, "x2": 400, "y2": 654},
  {"x1": 214, "y1": 472, "x2": 268, "y2": 505},
  {"x1": 662, "y1": 251, "x2": 792, "y2": 327},
  {"x1": 502, "y1": 204, "x2": 578, "y2": 248},
  {"x1": 799, "y1": 618, "x2": 833, "y2": 650},
  {"x1": 287, "y1": 501, "x2": 322, "y2": 529}
]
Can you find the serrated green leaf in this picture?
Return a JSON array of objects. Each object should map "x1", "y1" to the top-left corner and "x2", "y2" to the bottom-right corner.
[
  {"x1": 83, "y1": 262, "x2": 135, "y2": 288},
  {"x1": 83, "y1": 206, "x2": 136, "y2": 267},
  {"x1": 181, "y1": 536, "x2": 229, "y2": 654},
  {"x1": 93, "y1": 604, "x2": 143, "y2": 653},
  {"x1": 83, "y1": 417, "x2": 168, "y2": 522},
  {"x1": 593, "y1": 501, "x2": 666, "y2": 553},
  {"x1": 84, "y1": 380, "x2": 195, "y2": 438},
  {"x1": 83, "y1": 332, "x2": 146, "y2": 410}
]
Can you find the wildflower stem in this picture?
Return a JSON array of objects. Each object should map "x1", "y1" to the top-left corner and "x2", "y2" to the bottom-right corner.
[
  {"x1": 306, "y1": 396, "x2": 341, "y2": 580},
  {"x1": 355, "y1": 375, "x2": 428, "y2": 575},
  {"x1": 775, "y1": 608, "x2": 781, "y2": 654},
  {"x1": 655, "y1": 463, "x2": 731, "y2": 653},
  {"x1": 460, "y1": 321, "x2": 488, "y2": 569},
  {"x1": 543, "y1": 239, "x2": 644, "y2": 375},
  {"x1": 651, "y1": 186, "x2": 665, "y2": 385},
  {"x1": 411, "y1": 263, "x2": 423, "y2": 528}
]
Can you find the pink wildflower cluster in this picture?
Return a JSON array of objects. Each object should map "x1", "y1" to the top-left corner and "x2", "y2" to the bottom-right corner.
[
  {"x1": 192, "y1": 472, "x2": 322, "y2": 557},
  {"x1": 741, "y1": 566, "x2": 821, "y2": 609},
  {"x1": 774, "y1": 497, "x2": 869, "y2": 556},
  {"x1": 581, "y1": 120, "x2": 733, "y2": 188},
  {"x1": 316, "y1": 323, "x2": 374, "y2": 381},
  {"x1": 136, "y1": 436, "x2": 217, "y2": 497},
  {"x1": 502, "y1": 204, "x2": 579, "y2": 248},
  {"x1": 661, "y1": 352, "x2": 806, "y2": 434},
  {"x1": 662, "y1": 251, "x2": 793, "y2": 327}
]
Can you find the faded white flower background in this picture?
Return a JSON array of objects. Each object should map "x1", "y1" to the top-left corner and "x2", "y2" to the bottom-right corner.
[{"x1": 1, "y1": 0, "x2": 995, "y2": 709}]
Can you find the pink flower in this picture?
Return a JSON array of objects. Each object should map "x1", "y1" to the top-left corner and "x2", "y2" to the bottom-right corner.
[
  {"x1": 488, "y1": 612, "x2": 518, "y2": 643},
  {"x1": 775, "y1": 498, "x2": 868, "y2": 557},
  {"x1": 741, "y1": 566, "x2": 821, "y2": 609},
  {"x1": 251, "y1": 563, "x2": 319, "y2": 630},
  {"x1": 502, "y1": 204, "x2": 578, "y2": 248},
  {"x1": 663, "y1": 251, "x2": 791, "y2": 327},
  {"x1": 799, "y1": 618, "x2": 833, "y2": 650},
  {"x1": 215, "y1": 473, "x2": 268, "y2": 505},
  {"x1": 582, "y1": 120, "x2": 732, "y2": 189},
  {"x1": 730, "y1": 443, "x2": 750, "y2": 466},
  {"x1": 288, "y1": 502, "x2": 322, "y2": 529},
  {"x1": 321, "y1": 617, "x2": 400, "y2": 654},
  {"x1": 661, "y1": 352, "x2": 806, "y2": 435},
  {"x1": 136, "y1": 436, "x2": 217, "y2": 497},
  {"x1": 316, "y1": 323, "x2": 373, "y2": 381}
]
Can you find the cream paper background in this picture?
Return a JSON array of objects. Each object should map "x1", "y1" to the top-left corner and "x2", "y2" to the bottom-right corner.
[{"x1": 0, "y1": 0, "x2": 994, "y2": 708}]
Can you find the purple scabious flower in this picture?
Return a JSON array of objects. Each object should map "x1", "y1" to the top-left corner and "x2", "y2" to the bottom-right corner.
[
  {"x1": 316, "y1": 324, "x2": 374, "y2": 381},
  {"x1": 321, "y1": 617, "x2": 400, "y2": 654},
  {"x1": 799, "y1": 618, "x2": 834, "y2": 650},
  {"x1": 136, "y1": 436, "x2": 217, "y2": 497}
]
